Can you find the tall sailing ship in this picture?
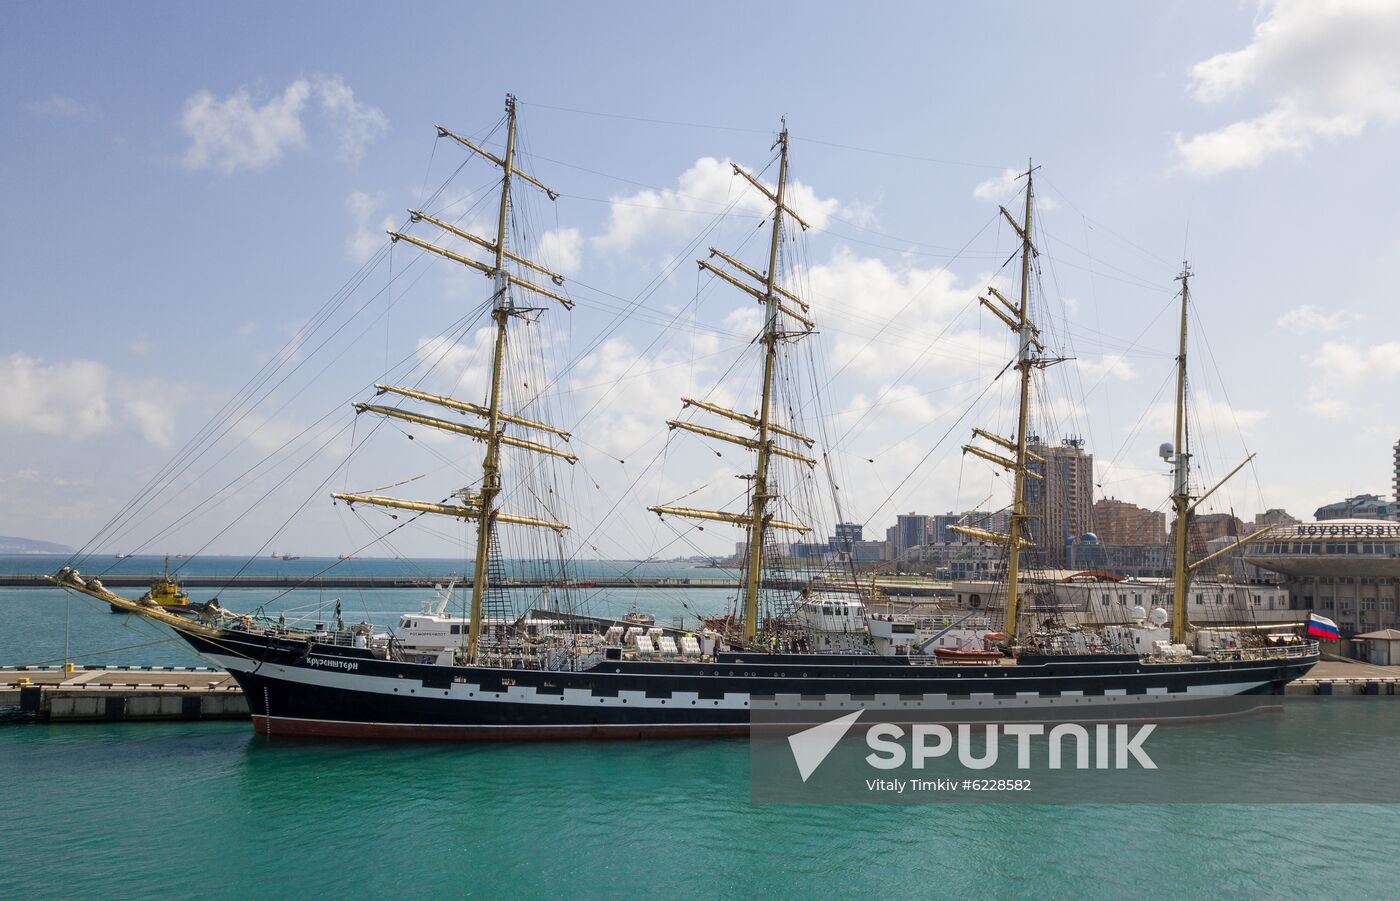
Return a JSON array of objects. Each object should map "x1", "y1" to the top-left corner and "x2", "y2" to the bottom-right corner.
[{"x1": 52, "y1": 97, "x2": 1318, "y2": 739}]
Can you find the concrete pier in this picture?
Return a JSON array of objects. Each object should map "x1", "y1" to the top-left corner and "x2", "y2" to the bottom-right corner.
[
  {"x1": 0, "y1": 666, "x2": 248, "y2": 721},
  {"x1": 1286, "y1": 658, "x2": 1400, "y2": 696}
]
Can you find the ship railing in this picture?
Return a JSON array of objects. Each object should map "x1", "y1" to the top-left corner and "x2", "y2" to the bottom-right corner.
[
  {"x1": 1230, "y1": 641, "x2": 1319, "y2": 662},
  {"x1": 867, "y1": 612, "x2": 998, "y2": 631}
]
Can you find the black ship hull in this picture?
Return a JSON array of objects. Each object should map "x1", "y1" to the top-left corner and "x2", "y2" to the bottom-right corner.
[{"x1": 179, "y1": 630, "x2": 1318, "y2": 740}]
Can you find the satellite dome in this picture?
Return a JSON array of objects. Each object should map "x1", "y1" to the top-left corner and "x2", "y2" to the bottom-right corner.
[
  {"x1": 1149, "y1": 607, "x2": 1169, "y2": 626},
  {"x1": 1081, "y1": 532, "x2": 1099, "y2": 543},
  {"x1": 1131, "y1": 605, "x2": 1147, "y2": 622}
]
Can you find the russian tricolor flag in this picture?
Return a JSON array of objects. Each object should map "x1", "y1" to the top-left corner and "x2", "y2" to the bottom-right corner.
[{"x1": 1306, "y1": 613, "x2": 1341, "y2": 640}]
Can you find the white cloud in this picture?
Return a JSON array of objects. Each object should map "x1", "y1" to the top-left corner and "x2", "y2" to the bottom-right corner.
[
  {"x1": 835, "y1": 384, "x2": 941, "y2": 434},
  {"x1": 314, "y1": 76, "x2": 389, "y2": 164},
  {"x1": 806, "y1": 249, "x2": 1003, "y2": 382},
  {"x1": 595, "y1": 157, "x2": 840, "y2": 252},
  {"x1": 181, "y1": 76, "x2": 386, "y2": 174},
  {"x1": 1076, "y1": 353, "x2": 1137, "y2": 383},
  {"x1": 1302, "y1": 339, "x2": 1400, "y2": 418},
  {"x1": 344, "y1": 191, "x2": 395, "y2": 263},
  {"x1": 973, "y1": 169, "x2": 1019, "y2": 204},
  {"x1": 1146, "y1": 390, "x2": 1268, "y2": 436},
  {"x1": 1276, "y1": 304, "x2": 1347, "y2": 334},
  {"x1": 972, "y1": 168, "x2": 1054, "y2": 210},
  {"x1": 235, "y1": 413, "x2": 306, "y2": 455},
  {"x1": 0, "y1": 354, "x2": 183, "y2": 445},
  {"x1": 415, "y1": 328, "x2": 496, "y2": 401},
  {"x1": 120, "y1": 388, "x2": 178, "y2": 447},
  {"x1": 25, "y1": 96, "x2": 100, "y2": 122},
  {"x1": 0, "y1": 354, "x2": 112, "y2": 437},
  {"x1": 535, "y1": 227, "x2": 582, "y2": 274},
  {"x1": 181, "y1": 80, "x2": 310, "y2": 173},
  {"x1": 1176, "y1": 0, "x2": 1400, "y2": 175}
]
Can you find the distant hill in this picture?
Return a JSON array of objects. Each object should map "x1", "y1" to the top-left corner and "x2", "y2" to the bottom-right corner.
[{"x1": 0, "y1": 535, "x2": 73, "y2": 554}]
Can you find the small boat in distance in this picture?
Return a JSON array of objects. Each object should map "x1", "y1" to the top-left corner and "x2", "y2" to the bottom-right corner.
[{"x1": 270, "y1": 551, "x2": 301, "y2": 561}]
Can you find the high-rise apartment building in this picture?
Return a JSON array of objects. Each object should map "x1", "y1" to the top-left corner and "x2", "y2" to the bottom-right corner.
[
  {"x1": 892, "y1": 512, "x2": 933, "y2": 559},
  {"x1": 1092, "y1": 497, "x2": 1167, "y2": 545},
  {"x1": 1025, "y1": 437, "x2": 1095, "y2": 567}
]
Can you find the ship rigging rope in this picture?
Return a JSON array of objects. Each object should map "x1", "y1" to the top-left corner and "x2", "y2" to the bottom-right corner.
[
  {"x1": 70, "y1": 135, "x2": 503, "y2": 567},
  {"x1": 545, "y1": 156, "x2": 781, "y2": 424},
  {"x1": 124, "y1": 297, "x2": 488, "y2": 574},
  {"x1": 1188, "y1": 298, "x2": 1266, "y2": 515},
  {"x1": 199, "y1": 304, "x2": 496, "y2": 594},
  {"x1": 68, "y1": 241, "x2": 396, "y2": 567},
  {"x1": 86, "y1": 238, "x2": 427, "y2": 568},
  {"x1": 129, "y1": 300, "x2": 485, "y2": 593},
  {"x1": 518, "y1": 99, "x2": 1009, "y2": 171},
  {"x1": 100, "y1": 167, "x2": 502, "y2": 566}
]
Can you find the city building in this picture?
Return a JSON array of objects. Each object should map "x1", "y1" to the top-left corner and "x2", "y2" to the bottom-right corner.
[
  {"x1": 1092, "y1": 497, "x2": 1166, "y2": 545},
  {"x1": 1394, "y1": 439, "x2": 1399, "y2": 506},
  {"x1": 941, "y1": 574, "x2": 1293, "y2": 626},
  {"x1": 1068, "y1": 537, "x2": 1172, "y2": 578},
  {"x1": 900, "y1": 539, "x2": 1008, "y2": 580},
  {"x1": 1170, "y1": 512, "x2": 1244, "y2": 557},
  {"x1": 826, "y1": 522, "x2": 884, "y2": 564},
  {"x1": 931, "y1": 513, "x2": 963, "y2": 545},
  {"x1": 833, "y1": 522, "x2": 862, "y2": 546},
  {"x1": 1025, "y1": 437, "x2": 1094, "y2": 568},
  {"x1": 1243, "y1": 519, "x2": 1400, "y2": 653},
  {"x1": 891, "y1": 512, "x2": 933, "y2": 560},
  {"x1": 1253, "y1": 508, "x2": 1299, "y2": 530},
  {"x1": 957, "y1": 508, "x2": 1010, "y2": 535},
  {"x1": 1315, "y1": 493, "x2": 1398, "y2": 522}
]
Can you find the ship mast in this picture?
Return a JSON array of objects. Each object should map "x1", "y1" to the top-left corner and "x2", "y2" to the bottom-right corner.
[
  {"x1": 649, "y1": 125, "x2": 816, "y2": 645},
  {"x1": 950, "y1": 163, "x2": 1046, "y2": 643},
  {"x1": 1169, "y1": 263, "x2": 1193, "y2": 645},
  {"x1": 468, "y1": 94, "x2": 521, "y2": 664},
  {"x1": 333, "y1": 94, "x2": 576, "y2": 663}
]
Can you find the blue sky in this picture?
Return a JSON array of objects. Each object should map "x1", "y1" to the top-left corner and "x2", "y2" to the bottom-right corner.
[{"x1": 2, "y1": 1, "x2": 1398, "y2": 558}]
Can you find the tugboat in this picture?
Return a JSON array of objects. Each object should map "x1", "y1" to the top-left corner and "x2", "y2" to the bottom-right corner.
[{"x1": 110, "y1": 555, "x2": 190, "y2": 614}]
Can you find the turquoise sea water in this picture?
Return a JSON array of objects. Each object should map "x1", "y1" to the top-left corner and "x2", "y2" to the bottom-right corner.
[{"x1": 4, "y1": 555, "x2": 1400, "y2": 899}]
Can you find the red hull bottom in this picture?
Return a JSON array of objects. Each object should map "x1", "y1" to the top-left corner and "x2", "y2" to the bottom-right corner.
[{"x1": 252, "y1": 715, "x2": 750, "y2": 741}]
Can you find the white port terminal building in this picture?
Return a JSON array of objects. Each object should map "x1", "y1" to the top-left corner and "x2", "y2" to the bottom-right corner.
[{"x1": 1243, "y1": 520, "x2": 1400, "y2": 640}]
